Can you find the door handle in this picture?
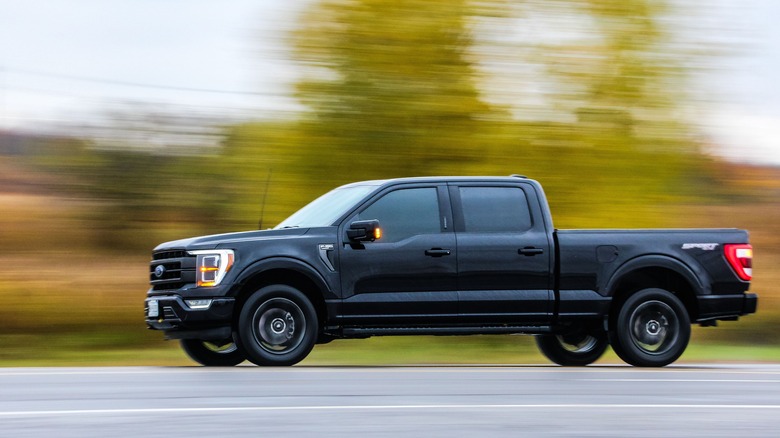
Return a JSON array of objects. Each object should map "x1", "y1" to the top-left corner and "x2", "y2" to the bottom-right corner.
[
  {"x1": 519, "y1": 247, "x2": 544, "y2": 256},
  {"x1": 425, "y1": 248, "x2": 451, "y2": 257}
]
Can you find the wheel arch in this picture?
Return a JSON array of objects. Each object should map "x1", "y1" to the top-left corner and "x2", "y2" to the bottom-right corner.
[
  {"x1": 605, "y1": 255, "x2": 705, "y2": 325},
  {"x1": 231, "y1": 258, "x2": 329, "y2": 332}
]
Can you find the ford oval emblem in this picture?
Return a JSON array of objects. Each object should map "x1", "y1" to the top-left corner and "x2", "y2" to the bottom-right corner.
[{"x1": 154, "y1": 265, "x2": 166, "y2": 278}]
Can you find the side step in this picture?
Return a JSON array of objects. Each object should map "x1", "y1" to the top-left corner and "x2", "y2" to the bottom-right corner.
[{"x1": 340, "y1": 325, "x2": 553, "y2": 337}]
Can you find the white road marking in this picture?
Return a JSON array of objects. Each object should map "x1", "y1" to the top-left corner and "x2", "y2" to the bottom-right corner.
[
  {"x1": 1, "y1": 404, "x2": 780, "y2": 417},
  {"x1": 1, "y1": 365, "x2": 779, "y2": 377},
  {"x1": 583, "y1": 379, "x2": 780, "y2": 383},
  {"x1": 0, "y1": 369, "x2": 202, "y2": 376}
]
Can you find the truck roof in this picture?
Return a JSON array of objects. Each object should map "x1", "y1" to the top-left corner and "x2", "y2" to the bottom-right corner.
[{"x1": 340, "y1": 175, "x2": 532, "y2": 189}]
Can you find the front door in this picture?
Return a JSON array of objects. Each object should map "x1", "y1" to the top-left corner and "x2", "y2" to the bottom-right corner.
[{"x1": 338, "y1": 184, "x2": 457, "y2": 326}]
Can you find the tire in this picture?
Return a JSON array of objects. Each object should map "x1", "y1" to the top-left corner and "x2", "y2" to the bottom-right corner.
[
  {"x1": 535, "y1": 330, "x2": 609, "y2": 366},
  {"x1": 237, "y1": 285, "x2": 318, "y2": 366},
  {"x1": 610, "y1": 288, "x2": 691, "y2": 367},
  {"x1": 180, "y1": 338, "x2": 245, "y2": 366}
]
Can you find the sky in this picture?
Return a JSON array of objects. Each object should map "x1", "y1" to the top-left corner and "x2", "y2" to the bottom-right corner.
[
  {"x1": 0, "y1": 0, "x2": 303, "y2": 125},
  {"x1": 0, "y1": 0, "x2": 778, "y2": 165}
]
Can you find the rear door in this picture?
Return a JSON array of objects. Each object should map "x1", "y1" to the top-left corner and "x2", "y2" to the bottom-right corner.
[
  {"x1": 451, "y1": 182, "x2": 553, "y2": 323},
  {"x1": 337, "y1": 183, "x2": 458, "y2": 326}
]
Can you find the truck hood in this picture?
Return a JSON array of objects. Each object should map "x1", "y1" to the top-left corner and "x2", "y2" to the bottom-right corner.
[{"x1": 153, "y1": 228, "x2": 310, "y2": 251}]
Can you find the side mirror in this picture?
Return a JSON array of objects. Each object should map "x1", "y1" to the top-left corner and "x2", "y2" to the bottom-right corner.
[{"x1": 346, "y1": 219, "x2": 382, "y2": 242}]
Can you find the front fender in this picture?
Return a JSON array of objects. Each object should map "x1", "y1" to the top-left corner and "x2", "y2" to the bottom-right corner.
[{"x1": 232, "y1": 256, "x2": 333, "y2": 298}]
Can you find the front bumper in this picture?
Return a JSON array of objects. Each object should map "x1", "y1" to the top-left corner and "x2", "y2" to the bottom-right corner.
[
  {"x1": 145, "y1": 295, "x2": 235, "y2": 339},
  {"x1": 696, "y1": 293, "x2": 758, "y2": 322}
]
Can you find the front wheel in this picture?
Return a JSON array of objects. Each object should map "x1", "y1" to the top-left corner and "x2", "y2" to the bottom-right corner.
[
  {"x1": 238, "y1": 285, "x2": 318, "y2": 366},
  {"x1": 180, "y1": 338, "x2": 245, "y2": 366},
  {"x1": 610, "y1": 288, "x2": 691, "y2": 367},
  {"x1": 535, "y1": 330, "x2": 608, "y2": 366}
]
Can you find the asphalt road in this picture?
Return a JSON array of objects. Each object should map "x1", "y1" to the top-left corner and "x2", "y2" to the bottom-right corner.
[{"x1": 1, "y1": 365, "x2": 779, "y2": 437}]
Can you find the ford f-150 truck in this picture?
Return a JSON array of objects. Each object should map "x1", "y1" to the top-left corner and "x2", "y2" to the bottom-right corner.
[{"x1": 145, "y1": 176, "x2": 757, "y2": 367}]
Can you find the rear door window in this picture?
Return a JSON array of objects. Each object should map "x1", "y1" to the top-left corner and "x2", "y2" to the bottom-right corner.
[{"x1": 459, "y1": 186, "x2": 532, "y2": 232}]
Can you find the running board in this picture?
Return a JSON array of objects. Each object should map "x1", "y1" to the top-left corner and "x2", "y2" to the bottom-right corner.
[{"x1": 340, "y1": 326, "x2": 553, "y2": 337}]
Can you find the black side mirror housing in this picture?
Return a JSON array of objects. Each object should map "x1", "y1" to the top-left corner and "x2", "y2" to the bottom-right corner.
[{"x1": 346, "y1": 219, "x2": 382, "y2": 242}]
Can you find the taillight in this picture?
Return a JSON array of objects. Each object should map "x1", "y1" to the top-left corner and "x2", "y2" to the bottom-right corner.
[{"x1": 724, "y1": 244, "x2": 752, "y2": 281}]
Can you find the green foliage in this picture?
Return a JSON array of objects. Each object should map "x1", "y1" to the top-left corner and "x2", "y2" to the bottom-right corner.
[
  {"x1": 292, "y1": 0, "x2": 499, "y2": 186},
  {"x1": 463, "y1": 0, "x2": 707, "y2": 226},
  {"x1": 214, "y1": 0, "x2": 710, "y2": 229},
  {"x1": 219, "y1": 121, "x2": 314, "y2": 230},
  {"x1": 25, "y1": 138, "x2": 233, "y2": 249},
  {"x1": 12, "y1": 0, "x2": 721, "y2": 268},
  {"x1": 18, "y1": 0, "x2": 717, "y2": 236}
]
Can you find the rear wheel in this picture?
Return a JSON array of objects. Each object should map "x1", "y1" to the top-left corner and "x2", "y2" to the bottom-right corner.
[
  {"x1": 610, "y1": 288, "x2": 690, "y2": 367},
  {"x1": 535, "y1": 330, "x2": 608, "y2": 366},
  {"x1": 238, "y1": 285, "x2": 318, "y2": 366},
  {"x1": 180, "y1": 338, "x2": 245, "y2": 366}
]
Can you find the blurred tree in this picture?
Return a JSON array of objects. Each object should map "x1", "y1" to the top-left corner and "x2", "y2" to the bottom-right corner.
[
  {"x1": 23, "y1": 105, "x2": 235, "y2": 249},
  {"x1": 292, "y1": 0, "x2": 502, "y2": 187},
  {"x1": 252, "y1": 0, "x2": 709, "y2": 228},
  {"x1": 220, "y1": 121, "x2": 313, "y2": 229},
  {"x1": 91, "y1": 149, "x2": 233, "y2": 248},
  {"x1": 218, "y1": 0, "x2": 512, "y2": 229},
  {"x1": 482, "y1": 0, "x2": 709, "y2": 226}
]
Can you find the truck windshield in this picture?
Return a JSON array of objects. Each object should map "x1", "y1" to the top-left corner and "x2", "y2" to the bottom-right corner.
[{"x1": 274, "y1": 185, "x2": 377, "y2": 229}]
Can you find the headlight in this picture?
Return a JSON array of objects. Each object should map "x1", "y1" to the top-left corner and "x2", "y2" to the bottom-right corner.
[{"x1": 189, "y1": 250, "x2": 235, "y2": 287}]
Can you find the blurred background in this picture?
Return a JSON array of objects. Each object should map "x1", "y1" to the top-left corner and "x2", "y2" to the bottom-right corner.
[{"x1": 0, "y1": 0, "x2": 777, "y2": 365}]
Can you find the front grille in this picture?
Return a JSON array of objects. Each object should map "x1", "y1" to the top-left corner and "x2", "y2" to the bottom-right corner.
[
  {"x1": 153, "y1": 250, "x2": 188, "y2": 260},
  {"x1": 150, "y1": 249, "x2": 196, "y2": 291},
  {"x1": 151, "y1": 261, "x2": 183, "y2": 281}
]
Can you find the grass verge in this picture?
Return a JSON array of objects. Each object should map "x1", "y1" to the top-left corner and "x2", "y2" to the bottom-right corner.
[{"x1": 1, "y1": 333, "x2": 778, "y2": 367}]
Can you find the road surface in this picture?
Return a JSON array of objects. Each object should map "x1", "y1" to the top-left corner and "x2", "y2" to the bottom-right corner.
[{"x1": 1, "y1": 364, "x2": 779, "y2": 437}]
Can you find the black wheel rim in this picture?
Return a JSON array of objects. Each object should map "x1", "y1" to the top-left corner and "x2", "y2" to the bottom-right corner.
[
  {"x1": 557, "y1": 334, "x2": 599, "y2": 353},
  {"x1": 628, "y1": 300, "x2": 679, "y2": 355},
  {"x1": 251, "y1": 297, "x2": 306, "y2": 355}
]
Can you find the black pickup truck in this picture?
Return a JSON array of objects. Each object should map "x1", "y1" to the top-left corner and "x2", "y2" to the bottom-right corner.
[{"x1": 145, "y1": 176, "x2": 757, "y2": 367}]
